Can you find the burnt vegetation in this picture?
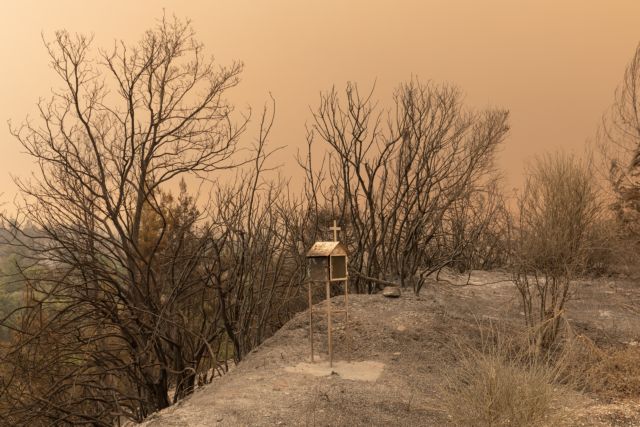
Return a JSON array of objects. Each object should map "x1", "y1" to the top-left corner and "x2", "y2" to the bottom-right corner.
[{"x1": 0, "y1": 15, "x2": 638, "y2": 426}]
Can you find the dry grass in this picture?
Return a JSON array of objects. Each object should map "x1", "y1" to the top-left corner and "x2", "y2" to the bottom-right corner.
[
  {"x1": 561, "y1": 335, "x2": 640, "y2": 400},
  {"x1": 438, "y1": 326, "x2": 565, "y2": 427},
  {"x1": 588, "y1": 346, "x2": 640, "y2": 398}
]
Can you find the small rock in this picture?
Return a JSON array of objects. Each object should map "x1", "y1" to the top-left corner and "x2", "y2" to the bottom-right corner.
[{"x1": 382, "y1": 286, "x2": 401, "y2": 298}]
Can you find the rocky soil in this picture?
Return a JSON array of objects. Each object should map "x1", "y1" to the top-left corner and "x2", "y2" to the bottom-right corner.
[{"x1": 138, "y1": 271, "x2": 640, "y2": 426}]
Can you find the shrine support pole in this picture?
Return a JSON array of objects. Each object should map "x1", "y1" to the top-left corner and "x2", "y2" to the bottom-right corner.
[
  {"x1": 326, "y1": 280, "x2": 332, "y2": 367},
  {"x1": 308, "y1": 281, "x2": 314, "y2": 362},
  {"x1": 345, "y1": 278, "x2": 349, "y2": 362}
]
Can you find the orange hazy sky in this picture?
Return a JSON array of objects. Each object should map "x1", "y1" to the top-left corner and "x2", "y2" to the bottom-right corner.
[{"x1": 1, "y1": 1, "x2": 639, "y2": 201}]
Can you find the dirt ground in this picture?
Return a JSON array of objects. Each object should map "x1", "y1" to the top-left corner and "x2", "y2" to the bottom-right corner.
[{"x1": 138, "y1": 271, "x2": 640, "y2": 426}]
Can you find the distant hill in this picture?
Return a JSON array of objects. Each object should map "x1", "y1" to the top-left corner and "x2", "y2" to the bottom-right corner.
[{"x1": 0, "y1": 225, "x2": 45, "y2": 339}]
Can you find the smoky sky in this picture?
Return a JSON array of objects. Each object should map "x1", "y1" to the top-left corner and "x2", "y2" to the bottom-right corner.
[{"x1": 2, "y1": 0, "x2": 639, "y2": 201}]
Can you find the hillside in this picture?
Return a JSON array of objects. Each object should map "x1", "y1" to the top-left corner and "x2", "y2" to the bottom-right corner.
[{"x1": 138, "y1": 271, "x2": 640, "y2": 426}]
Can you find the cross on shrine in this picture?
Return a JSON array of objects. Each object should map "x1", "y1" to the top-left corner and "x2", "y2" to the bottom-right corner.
[{"x1": 329, "y1": 220, "x2": 341, "y2": 242}]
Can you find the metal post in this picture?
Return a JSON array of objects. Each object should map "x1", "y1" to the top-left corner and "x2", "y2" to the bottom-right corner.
[
  {"x1": 308, "y1": 281, "x2": 314, "y2": 362},
  {"x1": 326, "y1": 280, "x2": 332, "y2": 367},
  {"x1": 345, "y1": 278, "x2": 349, "y2": 362}
]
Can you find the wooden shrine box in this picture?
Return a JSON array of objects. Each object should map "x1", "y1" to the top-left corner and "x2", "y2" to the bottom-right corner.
[{"x1": 306, "y1": 241, "x2": 348, "y2": 282}]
